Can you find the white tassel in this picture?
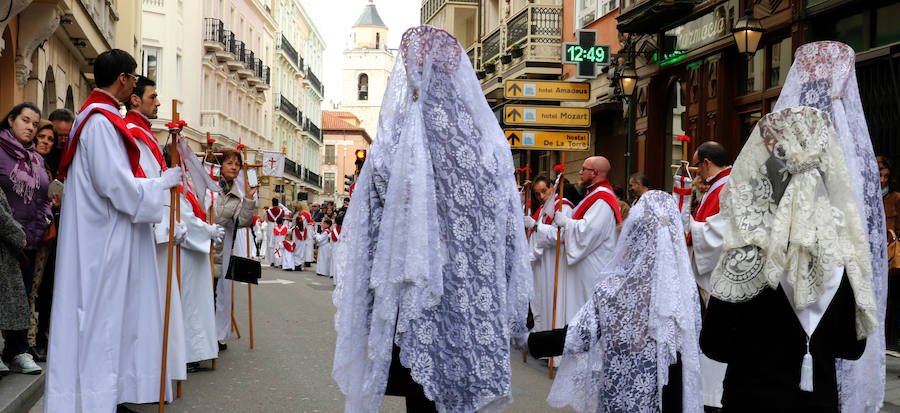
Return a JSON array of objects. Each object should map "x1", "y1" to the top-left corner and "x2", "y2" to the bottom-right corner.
[{"x1": 800, "y1": 337, "x2": 813, "y2": 392}]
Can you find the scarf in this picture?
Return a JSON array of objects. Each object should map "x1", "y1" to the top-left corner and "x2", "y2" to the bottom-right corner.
[{"x1": 0, "y1": 128, "x2": 42, "y2": 204}]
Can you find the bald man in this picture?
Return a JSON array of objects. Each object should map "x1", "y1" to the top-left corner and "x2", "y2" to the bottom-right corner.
[{"x1": 552, "y1": 156, "x2": 622, "y2": 322}]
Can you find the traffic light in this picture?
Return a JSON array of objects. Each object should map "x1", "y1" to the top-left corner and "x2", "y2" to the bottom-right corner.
[
  {"x1": 344, "y1": 173, "x2": 355, "y2": 193},
  {"x1": 355, "y1": 149, "x2": 367, "y2": 161}
]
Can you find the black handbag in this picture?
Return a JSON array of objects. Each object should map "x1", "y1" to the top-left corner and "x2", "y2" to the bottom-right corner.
[{"x1": 225, "y1": 221, "x2": 261, "y2": 284}]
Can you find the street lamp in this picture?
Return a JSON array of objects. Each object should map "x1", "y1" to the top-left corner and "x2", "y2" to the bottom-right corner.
[
  {"x1": 618, "y1": 66, "x2": 638, "y2": 98},
  {"x1": 616, "y1": 65, "x2": 638, "y2": 198},
  {"x1": 732, "y1": 8, "x2": 765, "y2": 56}
]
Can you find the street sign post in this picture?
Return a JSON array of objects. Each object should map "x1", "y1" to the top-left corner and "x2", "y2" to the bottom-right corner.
[
  {"x1": 504, "y1": 79, "x2": 591, "y2": 101},
  {"x1": 504, "y1": 105, "x2": 590, "y2": 127},
  {"x1": 562, "y1": 29, "x2": 611, "y2": 79},
  {"x1": 505, "y1": 129, "x2": 590, "y2": 151}
]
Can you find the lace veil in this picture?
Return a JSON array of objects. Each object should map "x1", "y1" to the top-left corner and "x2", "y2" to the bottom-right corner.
[
  {"x1": 771, "y1": 41, "x2": 887, "y2": 412},
  {"x1": 547, "y1": 191, "x2": 703, "y2": 413},
  {"x1": 331, "y1": 25, "x2": 532, "y2": 413}
]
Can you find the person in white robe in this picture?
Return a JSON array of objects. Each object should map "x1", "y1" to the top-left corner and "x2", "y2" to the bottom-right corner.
[
  {"x1": 292, "y1": 220, "x2": 307, "y2": 271},
  {"x1": 125, "y1": 75, "x2": 189, "y2": 387},
  {"x1": 45, "y1": 49, "x2": 183, "y2": 413},
  {"x1": 522, "y1": 176, "x2": 574, "y2": 332},
  {"x1": 269, "y1": 217, "x2": 287, "y2": 268},
  {"x1": 315, "y1": 219, "x2": 333, "y2": 277},
  {"x1": 553, "y1": 156, "x2": 621, "y2": 320},
  {"x1": 281, "y1": 233, "x2": 296, "y2": 270}
]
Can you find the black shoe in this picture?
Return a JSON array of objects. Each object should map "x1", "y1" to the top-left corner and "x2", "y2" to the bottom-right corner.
[
  {"x1": 117, "y1": 404, "x2": 140, "y2": 413},
  {"x1": 186, "y1": 362, "x2": 201, "y2": 373},
  {"x1": 29, "y1": 347, "x2": 46, "y2": 363},
  {"x1": 218, "y1": 341, "x2": 227, "y2": 351}
]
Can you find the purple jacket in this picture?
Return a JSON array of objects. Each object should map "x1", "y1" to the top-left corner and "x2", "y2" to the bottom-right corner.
[{"x1": 0, "y1": 130, "x2": 51, "y2": 251}]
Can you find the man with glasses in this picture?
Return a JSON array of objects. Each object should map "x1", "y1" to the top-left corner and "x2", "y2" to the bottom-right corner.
[
  {"x1": 688, "y1": 141, "x2": 731, "y2": 412},
  {"x1": 45, "y1": 49, "x2": 183, "y2": 413},
  {"x1": 552, "y1": 156, "x2": 622, "y2": 319}
]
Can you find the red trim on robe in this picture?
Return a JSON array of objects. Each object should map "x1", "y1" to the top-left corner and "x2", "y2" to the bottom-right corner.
[
  {"x1": 267, "y1": 207, "x2": 285, "y2": 222},
  {"x1": 273, "y1": 224, "x2": 288, "y2": 236},
  {"x1": 125, "y1": 110, "x2": 167, "y2": 171},
  {"x1": 282, "y1": 241, "x2": 295, "y2": 253},
  {"x1": 572, "y1": 181, "x2": 622, "y2": 223},
  {"x1": 692, "y1": 168, "x2": 731, "y2": 223},
  {"x1": 59, "y1": 91, "x2": 145, "y2": 179}
]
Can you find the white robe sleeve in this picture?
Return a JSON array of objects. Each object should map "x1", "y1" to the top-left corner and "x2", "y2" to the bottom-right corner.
[
  {"x1": 563, "y1": 203, "x2": 616, "y2": 266},
  {"x1": 690, "y1": 212, "x2": 727, "y2": 291},
  {"x1": 81, "y1": 116, "x2": 165, "y2": 224}
]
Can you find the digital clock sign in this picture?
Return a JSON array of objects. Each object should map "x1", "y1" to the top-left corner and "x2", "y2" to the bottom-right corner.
[{"x1": 561, "y1": 29, "x2": 611, "y2": 79}]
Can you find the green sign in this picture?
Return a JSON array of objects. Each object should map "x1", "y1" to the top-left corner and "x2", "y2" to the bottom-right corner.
[{"x1": 564, "y1": 44, "x2": 609, "y2": 64}]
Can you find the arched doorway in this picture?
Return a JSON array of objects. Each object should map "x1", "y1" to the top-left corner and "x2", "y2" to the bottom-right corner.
[
  {"x1": 64, "y1": 86, "x2": 74, "y2": 112},
  {"x1": 0, "y1": 27, "x2": 16, "y2": 113},
  {"x1": 42, "y1": 66, "x2": 56, "y2": 114}
]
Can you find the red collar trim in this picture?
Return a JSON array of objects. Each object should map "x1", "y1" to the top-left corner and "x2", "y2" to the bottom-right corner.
[{"x1": 706, "y1": 168, "x2": 731, "y2": 186}]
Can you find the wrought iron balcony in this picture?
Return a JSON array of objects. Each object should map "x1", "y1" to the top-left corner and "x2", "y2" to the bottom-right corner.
[
  {"x1": 420, "y1": 0, "x2": 478, "y2": 25},
  {"x1": 307, "y1": 68, "x2": 323, "y2": 97},
  {"x1": 308, "y1": 122, "x2": 321, "y2": 142},
  {"x1": 276, "y1": 93, "x2": 300, "y2": 125},
  {"x1": 204, "y1": 18, "x2": 225, "y2": 52},
  {"x1": 304, "y1": 168, "x2": 321, "y2": 187},
  {"x1": 278, "y1": 34, "x2": 300, "y2": 68},
  {"x1": 224, "y1": 31, "x2": 236, "y2": 55},
  {"x1": 482, "y1": 28, "x2": 502, "y2": 64},
  {"x1": 617, "y1": 0, "x2": 697, "y2": 33},
  {"x1": 479, "y1": 4, "x2": 563, "y2": 82},
  {"x1": 284, "y1": 158, "x2": 301, "y2": 179},
  {"x1": 264, "y1": 66, "x2": 271, "y2": 85}
]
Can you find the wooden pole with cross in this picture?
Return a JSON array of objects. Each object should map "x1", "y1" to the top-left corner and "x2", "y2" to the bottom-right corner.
[{"x1": 548, "y1": 154, "x2": 566, "y2": 379}]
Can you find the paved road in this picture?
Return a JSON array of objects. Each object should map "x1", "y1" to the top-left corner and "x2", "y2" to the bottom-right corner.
[{"x1": 48, "y1": 265, "x2": 573, "y2": 412}]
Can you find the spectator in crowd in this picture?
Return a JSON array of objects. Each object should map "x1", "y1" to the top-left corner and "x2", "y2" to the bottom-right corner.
[
  {"x1": 45, "y1": 108, "x2": 74, "y2": 177},
  {"x1": 338, "y1": 197, "x2": 349, "y2": 214},
  {"x1": 612, "y1": 185, "x2": 630, "y2": 222},
  {"x1": 0, "y1": 102, "x2": 51, "y2": 374},
  {"x1": 0, "y1": 188, "x2": 29, "y2": 375},
  {"x1": 881, "y1": 157, "x2": 900, "y2": 349},
  {"x1": 311, "y1": 203, "x2": 323, "y2": 222},
  {"x1": 628, "y1": 172, "x2": 649, "y2": 205},
  {"x1": 33, "y1": 121, "x2": 55, "y2": 158}
]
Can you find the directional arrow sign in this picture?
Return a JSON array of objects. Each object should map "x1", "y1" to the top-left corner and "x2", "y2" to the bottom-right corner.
[
  {"x1": 505, "y1": 129, "x2": 590, "y2": 151},
  {"x1": 504, "y1": 105, "x2": 590, "y2": 127},
  {"x1": 504, "y1": 79, "x2": 590, "y2": 101}
]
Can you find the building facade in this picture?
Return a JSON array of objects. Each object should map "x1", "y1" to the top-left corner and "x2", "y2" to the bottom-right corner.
[
  {"x1": 321, "y1": 110, "x2": 371, "y2": 204},
  {"x1": 271, "y1": 0, "x2": 324, "y2": 205},
  {"x1": 338, "y1": 0, "x2": 395, "y2": 141},
  {"x1": 1, "y1": 0, "x2": 130, "y2": 118}
]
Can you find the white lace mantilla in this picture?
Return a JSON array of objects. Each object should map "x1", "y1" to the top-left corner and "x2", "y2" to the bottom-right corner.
[
  {"x1": 331, "y1": 25, "x2": 532, "y2": 413},
  {"x1": 771, "y1": 41, "x2": 888, "y2": 412},
  {"x1": 710, "y1": 106, "x2": 876, "y2": 339},
  {"x1": 547, "y1": 191, "x2": 703, "y2": 413}
]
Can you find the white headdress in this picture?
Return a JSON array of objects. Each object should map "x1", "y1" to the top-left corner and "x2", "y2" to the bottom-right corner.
[
  {"x1": 771, "y1": 41, "x2": 887, "y2": 412},
  {"x1": 710, "y1": 105, "x2": 876, "y2": 335},
  {"x1": 548, "y1": 190, "x2": 703, "y2": 413},
  {"x1": 331, "y1": 25, "x2": 532, "y2": 413}
]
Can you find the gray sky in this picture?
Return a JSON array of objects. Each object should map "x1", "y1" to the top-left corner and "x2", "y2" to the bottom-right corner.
[{"x1": 301, "y1": 0, "x2": 420, "y2": 107}]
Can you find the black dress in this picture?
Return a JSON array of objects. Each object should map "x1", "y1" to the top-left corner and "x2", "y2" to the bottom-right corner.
[{"x1": 700, "y1": 274, "x2": 866, "y2": 413}]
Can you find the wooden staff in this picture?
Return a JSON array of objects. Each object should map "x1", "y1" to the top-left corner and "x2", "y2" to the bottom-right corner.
[
  {"x1": 549, "y1": 153, "x2": 566, "y2": 379},
  {"x1": 159, "y1": 101, "x2": 182, "y2": 412},
  {"x1": 206, "y1": 132, "x2": 217, "y2": 371},
  {"x1": 241, "y1": 145, "x2": 254, "y2": 349},
  {"x1": 175, "y1": 121, "x2": 184, "y2": 400}
]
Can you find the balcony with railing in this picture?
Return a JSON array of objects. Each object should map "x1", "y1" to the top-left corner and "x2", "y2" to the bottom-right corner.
[
  {"x1": 308, "y1": 122, "x2": 322, "y2": 143},
  {"x1": 479, "y1": 4, "x2": 563, "y2": 85},
  {"x1": 275, "y1": 93, "x2": 300, "y2": 126},
  {"x1": 420, "y1": 0, "x2": 478, "y2": 24},
  {"x1": 278, "y1": 33, "x2": 301, "y2": 71},
  {"x1": 303, "y1": 168, "x2": 321, "y2": 188},
  {"x1": 204, "y1": 18, "x2": 225, "y2": 52},
  {"x1": 216, "y1": 30, "x2": 236, "y2": 62},
  {"x1": 617, "y1": 0, "x2": 696, "y2": 33},
  {"x1": 284, "y1": 158, "x2": 301, "y2": 179},
  {"x1": 306, "y1": 68, "x2": 324, "y2": 97},
  {"x1": 240, "y1": 49, "x2": 255, "y2": 78},
  {"x1": 229, "y1": 40, "x2": 247, "y2": 71},
  {"x1": 466, "y1": 42, "x2": 481, "y2": 69}
]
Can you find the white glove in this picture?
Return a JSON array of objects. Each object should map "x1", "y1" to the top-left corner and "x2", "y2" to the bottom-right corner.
[
  {"x1": 157, "y1": 167, "x2": 183, "y2": 190},
  {"x1": 523, "y1": 216, "x2": 536, "y2": 229},
  {"x1": 553, "y1": 213, "x2": 571, "y2": 228},
  {"x1": 173, "y1": 221, "x2": 188, "y2": 245},
  {"x1": 211, "y1": 224, "x2": 225, "y2": 246}
]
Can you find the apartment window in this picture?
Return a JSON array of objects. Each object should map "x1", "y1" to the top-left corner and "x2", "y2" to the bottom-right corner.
[
  {"x1": 142, "y1": 47, "x2": 161, "y2": 82},
  {"x1": 324, "y1": 172, "x2": 335, "y2": 193},
  {"x1": 576, "y1": 0, "x2": 617, "y2": 27},
  {"x1": 325, "y1": 145, "x2": 336, "y2": 164},
  {"x1": 358, "y1": 73, "x2": 368, "y2": 100},
  {"x1": 738, "y1": 37, "x2": 793, "y2": 96},
  {"x1": 376, "y1": 32, "x2": 380, "y2": 49}
]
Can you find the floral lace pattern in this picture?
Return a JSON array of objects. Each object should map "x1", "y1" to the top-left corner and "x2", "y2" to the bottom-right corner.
[
  {"x1": 772, "y1": 42, "x2": 887, "y2": 413},
  {"x1": 548, "y1": 191, "x2": 703, "y2": 413},
  {"x1": 332, "y1": 25, "x2": 532, "y2": 413},
  {"x1": 711, "y1": 107, "x2": 876, "y2": 338}
]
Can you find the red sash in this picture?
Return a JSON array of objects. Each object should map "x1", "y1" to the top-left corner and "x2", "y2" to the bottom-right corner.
[
  {"x1": 527, "y1": 195, "x2": 573, "y2": 237},
  {"x1": 300, "y1": 211, "x2": 313, "y2": 223},
  {"x1": 692, "y1": 168, "x2": 731, "y2": 223},
  {"x1": 283, "y1": 241, "x2": 295, "y2": 253},
  {"x1": 59, "y1": 90, "x2": 145, "y2": 179},
  {"x1": 267, "y1": 207, "x2": 284, "y2": 222},
  {"x1": 294, "y1": 225, "x2": 307, "y2": 240},
  {"x1": 125, "y1": 110, "x2": 166, "y2": 171},
  {"x1": 273, "y1": 225, "x2": 288, "y2": 236},
  {"x1": 331, "y1": 226, "x2": 340, "y2": 242},
  {"x1": 572, "y1": 182, "x2": 622, "y2": 223}
]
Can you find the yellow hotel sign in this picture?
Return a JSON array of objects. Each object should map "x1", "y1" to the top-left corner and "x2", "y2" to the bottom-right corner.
[
  {"x1": 504, "y1": 105, "x2": 590, "y2": 127},
  {"x1": 505, "y1": 129, "x2": 590, "y2": 151},
  {"x1": 504, "y1": 80, "x2": 590, "y2": 101}
]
